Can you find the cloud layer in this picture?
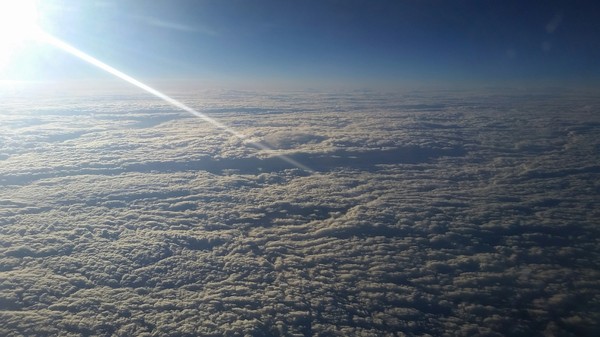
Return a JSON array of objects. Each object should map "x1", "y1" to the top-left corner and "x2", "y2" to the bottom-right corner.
[{"x1": 1, "y1": 89, "x2": 599, "y2": 336}]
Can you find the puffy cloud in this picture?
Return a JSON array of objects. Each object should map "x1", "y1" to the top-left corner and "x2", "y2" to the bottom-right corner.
[{"x1": 0, "y1": 89, "x2": 599, "y2": 336}]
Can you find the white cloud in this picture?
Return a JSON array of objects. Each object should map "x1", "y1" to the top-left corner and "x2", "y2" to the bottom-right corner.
[{"x1": 0, "y1": 89, "x2": 599, "y2": 336}]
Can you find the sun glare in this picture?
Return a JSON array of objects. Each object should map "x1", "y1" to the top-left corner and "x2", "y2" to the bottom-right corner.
[{"x1": 0, "y1": 0, "x2": 40, "y2": 70}]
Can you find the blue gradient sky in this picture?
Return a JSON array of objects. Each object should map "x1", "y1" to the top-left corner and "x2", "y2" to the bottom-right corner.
[{"x1": 5, "y1": 0, "x2": 600, "y2": 89}]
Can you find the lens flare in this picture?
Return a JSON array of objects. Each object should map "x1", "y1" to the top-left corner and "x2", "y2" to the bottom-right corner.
[
  {"x1": 2, "y1": 1, "x2": 312, "y2": 172},
  {"x1": 37, "y1": 30, "x2": 314, "y2": 173}
]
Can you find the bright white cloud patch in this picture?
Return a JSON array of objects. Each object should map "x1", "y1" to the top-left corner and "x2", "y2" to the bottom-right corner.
[{"x1": 0, "y1": 89, "x2": 599, "y2": 336}]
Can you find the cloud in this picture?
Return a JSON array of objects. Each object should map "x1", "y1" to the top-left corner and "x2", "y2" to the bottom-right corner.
[
  {"x1": 134, "y1": 15, "x2": 219, "y2": 36},
  {"x1": 0, "y1": 89, "x2": 599, "y2": 336}
]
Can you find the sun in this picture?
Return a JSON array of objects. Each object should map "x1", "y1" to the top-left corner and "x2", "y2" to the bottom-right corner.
[{"x1": 0, "y1": 0, "x2": 40, "y2": 71}]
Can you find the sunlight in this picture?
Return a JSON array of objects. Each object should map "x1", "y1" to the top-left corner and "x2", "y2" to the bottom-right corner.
[
  {"x1": 37, "y1": 30, "x2": 315, "y2": 173},
  {"x1": 0, "y1": 0, "x2": 40, "y2": 70},
  {"x1": 0, "y1": 0, "x2": 313, "y2": 173}
]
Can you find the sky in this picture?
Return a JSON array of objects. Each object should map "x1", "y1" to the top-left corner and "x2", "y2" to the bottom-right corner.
[{"x1": 2, "y1": 0, "x2": 600, "y2": 89}]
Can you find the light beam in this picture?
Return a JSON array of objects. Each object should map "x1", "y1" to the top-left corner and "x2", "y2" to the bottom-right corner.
[{"x1": 37, "y1": 30, "x2": 314, "y2": 174}]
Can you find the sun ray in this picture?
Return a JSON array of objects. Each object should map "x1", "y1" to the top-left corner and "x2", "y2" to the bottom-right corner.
[
  {"x1": 36, "y1": 30, "x2": 314, "y2": 174},
  {"x1": 0, "y1": 0, "x2": 312, "y2": 172}
]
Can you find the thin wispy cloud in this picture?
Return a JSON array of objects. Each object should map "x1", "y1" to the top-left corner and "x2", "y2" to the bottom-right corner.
[{"x1": 134, "y1": 15, "x2": 219, "y2": 36}]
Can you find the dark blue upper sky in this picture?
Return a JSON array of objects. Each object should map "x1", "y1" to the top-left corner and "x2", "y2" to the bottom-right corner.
[{"x1": 6, "y1": 0, "x2": 600, "y2": 89}]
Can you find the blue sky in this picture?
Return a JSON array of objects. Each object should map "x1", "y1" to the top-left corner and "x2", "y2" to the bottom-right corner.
[{"x1": 5, "y1": 0, "x2": 600, "y2": 89}]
